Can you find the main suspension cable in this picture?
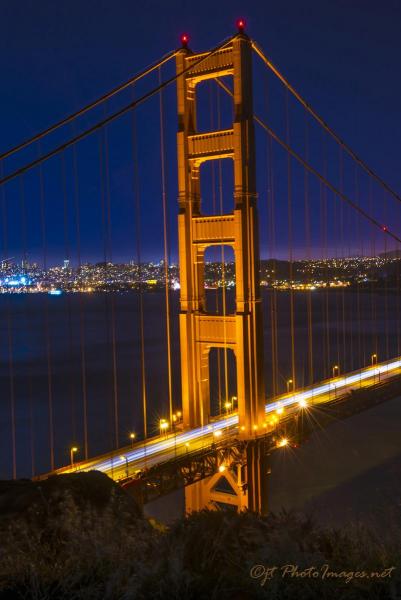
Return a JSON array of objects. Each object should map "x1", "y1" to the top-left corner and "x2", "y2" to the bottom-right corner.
[
  {"x1": 252, "y1": 41, "x2": 401, "y2": 207},
  {"x1": 0, "y1": 35, "x2": 235, "y2": 188},
  {"x1": 214, "y1": 77, "x2": 401, "y2": 246},
  {"x1": 255, "y1": 116, "x2": 401, "y2": 244},
  {"x1": 0, "y1": 50, "x2": 178, "y2": 162}
]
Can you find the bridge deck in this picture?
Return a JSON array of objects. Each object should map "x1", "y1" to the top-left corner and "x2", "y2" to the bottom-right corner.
[{"x1": 40, "y1": 357, "x2": 401, "y2": 483}]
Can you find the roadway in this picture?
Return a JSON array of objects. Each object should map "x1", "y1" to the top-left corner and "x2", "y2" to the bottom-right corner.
[{"x1": 48, "y1": 357, "x2": 401, "y2": 482}]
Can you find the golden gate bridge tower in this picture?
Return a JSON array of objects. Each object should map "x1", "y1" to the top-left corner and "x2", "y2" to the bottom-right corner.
[{"x1": 176, "y1": 23, "x2": 266, "y2": 438}]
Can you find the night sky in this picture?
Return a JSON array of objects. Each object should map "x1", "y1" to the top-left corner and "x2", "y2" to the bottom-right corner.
[
  {"x1": 1, "y1": 1, "x2": 401, "y2": 481},
  {"x1": 1, "y1": 0, "x2": 401, "y2": 263}
]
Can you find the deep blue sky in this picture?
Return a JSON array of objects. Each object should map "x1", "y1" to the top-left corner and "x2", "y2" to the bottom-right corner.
[{"x1": 1, "y1": 0, "x2": 400, "y2": 263}]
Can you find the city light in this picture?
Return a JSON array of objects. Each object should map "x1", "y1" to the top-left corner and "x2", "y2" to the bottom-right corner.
[
  {"x1": 0, "y1": 255, "x2": 396, "y2": 296},
  {"x1": 277, "y1": 438, "x2": 288, "y2": 448}
]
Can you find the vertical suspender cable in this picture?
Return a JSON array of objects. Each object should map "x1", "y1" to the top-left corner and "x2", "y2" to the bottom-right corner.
[
  {"x1": 396, "y1": 196, "x2": 401, "y2": 356},
  {"x1": 339, "y1": 148, "x2": 347, "y2": 373},
  {"x1": 368, "y1": 178, "x2": 378, "y2": 360},
  {"x1": 219, "y1": 162, "x2": 229, "y2": 407},
  {"x1": 318, "y1": 178, "x2": 328, "y2": 379},
  {"x1": 267, "y1": 130, "x2": 279, "y2": 398},
  {"x1": 159, "y1": 67, "x2": 173, "y2": 424},
  {"x1": 38, "y1": 147, "x2": 55, "y2": 471},
  {"x1": 383, "y1": 191, "x2": 389, "y2": 359},
  {"x1": 61, "y1": 152, "x2": 77, "y2": 445},
  {"x1": 103, "y1": 125, "x2": 120, "y2": 448},
  {"x1": 265, "y1": 70, "x2": 279, "y2": 399},
  {"x1": 72, "y1": 144, "x2": 89, "y2": 458},
  {"x1": 1, "y1": 162, "x2": 16, "y2": 479},
  {"x1": 322, "y1": 138, "x2": 330, "y2": 377},
  {"x1": 304, "y1": 114, "x2": 313, "y2": 385},
  {"x1": 285, "y1": 90, "x2": 296, "y2": 387},
  {"x1": 346, "y1": 181, "x2": 355, "y2": 371},
  {"x1": 7, "y1": 277, "x2": 16, "y2": 477},
  {"x1": 98, "y1": 130, "x2": 114, "y2": 455},
  {"x1": 355, "y1": 167, "x2": 363, "y2": 367},
  {"x1": 19, "y1": 175, "x2": 36, "y2": 477},
  {"x1": 209, "y1": 83, "x2": 223, "y2": 413},
  {"x1": 216, "y1": 87, "x2": 229, "y2": 409},
  {"x1": 131, "y1": 88, "x2": 148, "y2": 443},
  {"x1": 333, "y1": 165, "x2": 341, "y2": 370}
]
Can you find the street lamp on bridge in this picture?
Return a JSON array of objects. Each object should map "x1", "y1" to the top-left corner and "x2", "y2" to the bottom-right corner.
[
  {"x1": 371, "y1": 353, "x2": 378, "y2": 366},
  {"x1": 332, "y1": 364, "x2": 339, "y2": 378},
  {"x1": 286, "y1": 379, "x2": 293, "y2": 394},
  {"x1": 159, "y1": 419, "x2": 169, "y2": 437},
  {"x1": 129, "y1": 432, "x2": 136, "y2": 448},
  {"x1": 70, "y1": 446, "x2": 78, "y2": 469},
  {"x1": 224, "y1": 400, "x2": 232, "y2": 414}
]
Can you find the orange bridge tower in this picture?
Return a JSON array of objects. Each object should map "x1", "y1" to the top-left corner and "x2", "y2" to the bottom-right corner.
[{"x1": 176, "y1": 29, "x2": 265, "y2": 438}]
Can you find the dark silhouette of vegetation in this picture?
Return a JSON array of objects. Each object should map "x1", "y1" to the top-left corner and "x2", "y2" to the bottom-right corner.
[{"x1": 0, "y1": 472, "x2": 399, "y2": 599}]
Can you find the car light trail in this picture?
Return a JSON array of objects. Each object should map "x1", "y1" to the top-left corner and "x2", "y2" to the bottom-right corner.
[{"x1": 67, "y1": 357, "x2": 401, "y2": 476}]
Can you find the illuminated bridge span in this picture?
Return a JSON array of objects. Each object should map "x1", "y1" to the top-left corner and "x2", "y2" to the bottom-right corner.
[
  {"x1": 56, "y1": 356, "x2": 401, "y2": 477},
  {"x1": 1, "y1": 20, "x2": 401, "y2": 513}
]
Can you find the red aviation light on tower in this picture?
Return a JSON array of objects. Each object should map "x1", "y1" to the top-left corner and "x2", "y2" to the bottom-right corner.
[
  {"x1": 236, "y1": 18, "x2": 246, "y2": 33},
  {"x1": 180, "y1": 33, "x2": 189, "y2": 48}
]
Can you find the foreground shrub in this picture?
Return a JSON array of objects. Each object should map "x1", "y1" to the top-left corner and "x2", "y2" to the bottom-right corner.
[{"x1": 0, "y1": 473, "x2": 399, "y2": 599}]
